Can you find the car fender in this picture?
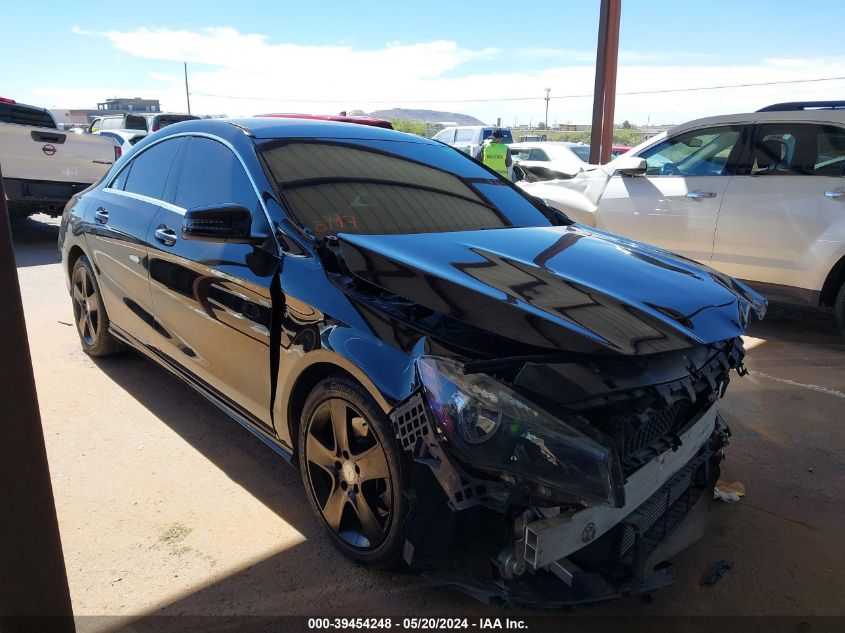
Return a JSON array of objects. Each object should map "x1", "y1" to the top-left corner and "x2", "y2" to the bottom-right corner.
[{"x1": 517, "y1": 179, "x2": 599, "y2": 226}]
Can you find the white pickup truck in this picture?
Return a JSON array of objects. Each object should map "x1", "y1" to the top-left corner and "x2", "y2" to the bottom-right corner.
[{"x1": 1, "y1": 98, "x2": 115, "y2": 217}]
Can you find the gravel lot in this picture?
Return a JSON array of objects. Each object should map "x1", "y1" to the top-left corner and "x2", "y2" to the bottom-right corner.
[{"x1": 11, "y1": 214, "x2": 845, "y2": 629}]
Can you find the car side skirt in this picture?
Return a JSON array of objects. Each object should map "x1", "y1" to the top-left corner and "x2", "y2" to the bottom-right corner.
[{"x1": 108, "y1": 323, "x2": 295, "y2": 462}]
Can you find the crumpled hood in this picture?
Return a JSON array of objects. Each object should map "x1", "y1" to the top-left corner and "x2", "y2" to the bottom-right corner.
[{"x1": 338, "y1": 225, "x2": 766, "y2": 355}]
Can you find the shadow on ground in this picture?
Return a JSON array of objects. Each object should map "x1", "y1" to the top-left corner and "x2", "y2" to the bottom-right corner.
[
  {"x1": 746, "y1": 301, "x2": 842, "y2": 347},
  {"x1": 89, "y1": 351, "x2": 472, "y2": 620},
  {"x1": 10, "y1": 214, "x2": 61, "y2": 267}
]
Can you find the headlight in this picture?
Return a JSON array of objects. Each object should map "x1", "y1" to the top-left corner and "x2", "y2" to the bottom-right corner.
[{"x1": 417, "y1": 356, "x2": 623, "y2": 508}]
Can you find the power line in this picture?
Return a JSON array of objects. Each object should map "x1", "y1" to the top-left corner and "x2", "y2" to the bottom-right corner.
[
  {"x1": 191, "y1": 74, "x2": 845, "y2": 106},
  {"x1": 609, "y1": 75, "x2": 845, "y2": 98}
]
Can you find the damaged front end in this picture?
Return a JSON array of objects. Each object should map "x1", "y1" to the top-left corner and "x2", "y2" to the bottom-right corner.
[
  {"x1": 314, "y1": 224, "x2": 764, "y2": 607},
  {"x1": 390, "y1": 340, "x2": 744, "y2": 607}
]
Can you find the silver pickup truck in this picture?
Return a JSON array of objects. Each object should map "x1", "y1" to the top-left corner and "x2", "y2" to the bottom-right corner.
[{"x1": 1, "y1": 98, "x2": 115, "y2": 217}]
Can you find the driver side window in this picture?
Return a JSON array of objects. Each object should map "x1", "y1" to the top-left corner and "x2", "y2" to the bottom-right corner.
[
  {"x1": 173, "y1": 137, "x2": 259, "y2": 214},
  {"x1": 640, "y1": 126, "x2": 743, "y2": 177}
]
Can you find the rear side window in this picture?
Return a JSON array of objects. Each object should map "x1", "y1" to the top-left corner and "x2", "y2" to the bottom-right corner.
[
  {"x1": 122, "y1": 138, "x2": 183, "y2": 199},
  {"x1": 570, "y1": 145, "x2": 591, "y2": 161},
  {"x1": 510, "y1": 147, "x2": 531, "y2": 161},
  {"x1": 455, "y1": 128, "x2": 474, "y2": 143},
  {"x1": 102, "y1": 118, "x2": 122, "y2": 130},
  {"x1": 174, "y1": 137, "x2": 257, "y2": 211},
  {"x1": 434, "y1": 129, "x2": 455, "y2": 143},
  {"x1": 750, "y1": 123, "x2": 845, "y2": 177},
  {"x1": 0, "y1": 103, "x2": 56, "y2": 128},
  {"x1": 528, "y1": 148, "x2": 550, "y2": 161},
  {"x1": 112, "y1": 163, "x2": 131, "y2": 190},
  {"x1": 814, "y1": 126, "x2": 845, "y2": 176}
]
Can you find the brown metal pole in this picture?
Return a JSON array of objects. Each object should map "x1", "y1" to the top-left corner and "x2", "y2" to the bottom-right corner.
[
  {"x1": 590, "y1": 0, "x2": 622, "y2": 164},
  {"x1": 0, "y1": 167, "x2": 75, "y2": 631},
  {"x1": 599, "y1": 0, "x2": 622, "y2": 164},
  {"x1": 589, "y1": 0, "x2": 610, "y2": 165}
]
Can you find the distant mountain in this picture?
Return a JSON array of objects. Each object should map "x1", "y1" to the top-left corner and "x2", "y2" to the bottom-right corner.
[{"x1": 370, "y1": 108, "x2": 486, "y2": 126}]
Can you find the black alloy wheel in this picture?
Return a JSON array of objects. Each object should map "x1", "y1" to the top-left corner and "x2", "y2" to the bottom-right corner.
[
  {"x1": 299, "y1": 376, "x2": 405, "y2": 567},
  {"x1": 70, "y1": 256, "x2": 122, "y2": 357}
]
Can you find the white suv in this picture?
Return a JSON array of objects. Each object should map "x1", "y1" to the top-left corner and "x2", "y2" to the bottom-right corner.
[
  {"x1": 432, "y1": 125, "x2": 514, "y2": 157},
  {"x1": 521, "y1": 101, "x2": 845, "y2": 336}
]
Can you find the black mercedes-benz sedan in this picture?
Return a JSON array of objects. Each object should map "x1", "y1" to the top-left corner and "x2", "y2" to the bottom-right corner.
[{"x1": 58, "y1": 118, "x2": 766, "y2": 607}]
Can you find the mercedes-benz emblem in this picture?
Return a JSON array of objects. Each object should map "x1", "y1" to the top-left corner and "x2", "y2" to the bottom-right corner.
[{"x1": 42, "y1": 144, "x2": 57, "y2": 156}]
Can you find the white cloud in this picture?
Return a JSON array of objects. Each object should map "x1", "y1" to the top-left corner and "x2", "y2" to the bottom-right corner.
[
  {"x1": 148, "y1": 72, "x2": 180, "y2": 83},
  {"x1": 50, "y1": 27, "x2": 845, "y2": 126}
]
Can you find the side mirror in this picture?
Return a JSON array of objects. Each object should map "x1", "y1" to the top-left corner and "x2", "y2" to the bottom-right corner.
[
  {"x1": 614, "y1": 156, "x2": 647, "y2": 176},
  {"x1": 182, "y1": 204, "x2": 257, "y2": 243}
]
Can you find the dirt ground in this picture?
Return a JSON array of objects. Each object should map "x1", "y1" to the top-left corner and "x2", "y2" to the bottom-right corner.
[{"x1": 11, "y1": 214, "x2": 845, "y2": 629}]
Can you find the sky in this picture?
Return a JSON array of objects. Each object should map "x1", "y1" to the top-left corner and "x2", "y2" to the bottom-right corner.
[{"x1": 2, "y1": 0, "x2": 845, "y2": 126}]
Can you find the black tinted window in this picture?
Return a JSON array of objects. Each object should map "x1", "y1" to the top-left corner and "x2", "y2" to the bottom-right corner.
[
  {"x1": 570, "y1": 146, "x2": 591, "y2": 161},
  {"x1": 124, "y1": 114, "x2": 147, "y2": 131},
  {"x1": 481, "y1": 129, "x2": 514, "y2": 144},
  {"x1": 0, "y1": 103, "x2": 56, "y2": 128},
  {"x1": 112, "y1": 162, "x2": 131, "y2": 190},
  {"x1": 750, "y1": 123, "x2": 845, "y2": 176},
  {"x1": 123, "y1": 138, "x2": 183, "y2": 199},
  {"x1": 174, "y1": 137, "x2": 257, "y2": 211},
  {"x1": 260, "y1": 140, "x2": 561, "y2": 236},
  {"x1": 154, "y1": 114, "x2": 199, "y2": 129},
  {"x1": 814, "y1": 125, "x2": 845, "y2": 176}
]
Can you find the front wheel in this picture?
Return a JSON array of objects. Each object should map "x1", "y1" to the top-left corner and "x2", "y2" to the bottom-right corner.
[
  {"x1": 835, "y1": 282, "x2": 845, "y2": 341},
  {"x1": 298, "y1": 375, "x2": 406, "y2": 568}
]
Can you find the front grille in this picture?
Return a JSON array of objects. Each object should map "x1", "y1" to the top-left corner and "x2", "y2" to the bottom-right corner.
[
  {"x1": 618, "y1": 401, "x2": 690, "y2": 474},
  {"x1": 623, "y1": 401, "x2": 683, "y2": 458},
  {"x1": 617, "y1": 450, "x2": 711, "y2": 565}
]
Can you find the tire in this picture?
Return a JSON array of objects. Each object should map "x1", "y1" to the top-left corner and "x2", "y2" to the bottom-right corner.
[
  {"x1": 298, "y1": 375, "x2": 406, "y2": 568},
  {"x1": 835, "y1": 282, "x2": 845, "y2": 341},
  {"x1": 70, "y1": 255, "x2": 122, "y2": 357}
]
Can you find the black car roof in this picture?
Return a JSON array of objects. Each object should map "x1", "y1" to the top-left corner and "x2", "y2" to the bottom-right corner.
[{"x1": 159, "y1": 116, "x2": 436, "y2": 143}]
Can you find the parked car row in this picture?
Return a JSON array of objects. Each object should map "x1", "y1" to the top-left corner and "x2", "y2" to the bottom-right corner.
[
  {"x1": 518, "y1": 101, "x2": 845, "y2": 336},
  {"x1": 431, "y1": 125, "x2": 630, "y2": 167},
  {"x1": 88, "y1": 112, "x2": 199, "y2": 134}
]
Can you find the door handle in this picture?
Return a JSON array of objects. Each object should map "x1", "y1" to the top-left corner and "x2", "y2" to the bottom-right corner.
[
  {"x1": 154, "y1": 225, "x2": 177, "y2": 246},
  {"x1": 685, "y1": 191, "x2": 717, "y2": 199},
  {"x1": 824, "y1": 190, "x2": 845, "y2": 199},
  {"x1": 94, "y1": 208, "x2": 109, "y2": 224}
]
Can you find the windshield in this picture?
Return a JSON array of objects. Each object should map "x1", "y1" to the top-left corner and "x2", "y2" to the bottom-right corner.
[
  {"x1": 154, "y1": 114, "x2": 200, "y2": 129},
  {"x1": 481, "y1": 128, "x2": 514, "y2": 144},
  {"x1": 259, "y1": 139, "x2": 562, "y2": 236},
  {"x1": 569, "y1": 145, "x2": 591, "y2": 161}
]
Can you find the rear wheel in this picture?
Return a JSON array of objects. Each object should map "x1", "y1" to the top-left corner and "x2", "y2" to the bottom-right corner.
[
  {"x1": 71, "y1": 255, "x2": 122, "y2": 357},
  {"x1": 298, "y1": 375, "x2": 405, "y2": 568}
]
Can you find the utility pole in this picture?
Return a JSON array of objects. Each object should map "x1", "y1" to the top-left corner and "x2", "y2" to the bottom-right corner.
[
  {"x1": 589, "y1": 0, "x2": 622, "y2": 164},
  {"x1": 0, "y1": 168, "x2": 75, "y2": 631},
  {"x1": 184, "y1": 61, "x2": 191, "y2": 115},
  {"x1": 544, "y1": 88, "x2": 551, "y2": 130}
]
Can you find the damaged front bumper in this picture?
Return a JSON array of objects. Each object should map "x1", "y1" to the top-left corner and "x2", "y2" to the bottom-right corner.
[{"x1": 390, "y1": 361, "x2": 732, "y2": 607}]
